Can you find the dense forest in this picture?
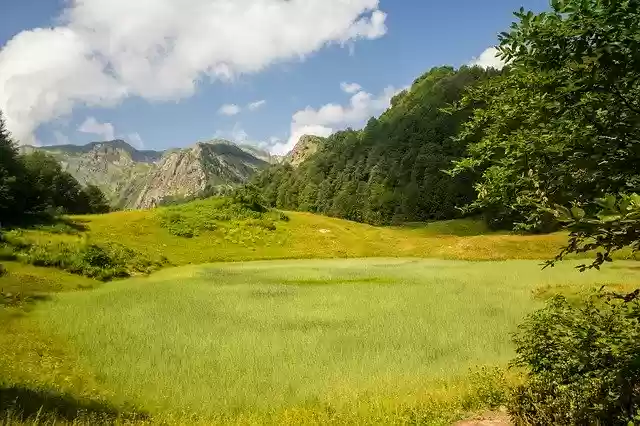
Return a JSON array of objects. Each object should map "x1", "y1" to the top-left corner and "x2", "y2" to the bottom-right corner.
[
  {"x1": 0, "y1": 113, "x2": 110, "y2": 225},
  {"x1": 254, "y1": 66, "x2": 499, "y2": 225},
  {"x1": 254, "y1": 1, "x2": 640, "y2": 263}
]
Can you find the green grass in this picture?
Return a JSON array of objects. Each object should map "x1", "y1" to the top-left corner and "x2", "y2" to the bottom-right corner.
[
  {"x1": 1, "y1": 198, "x2": 639, "y2": 423},
  {"x1": 5, "y1": 198, "x2": 586, "y2": 269},
  {"x1": 3, "y1": 258, "x2": 638, "y2": 424}
]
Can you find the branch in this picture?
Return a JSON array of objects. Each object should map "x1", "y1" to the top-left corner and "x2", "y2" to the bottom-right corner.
[{"x1": 611, "y1": 85, "x2": 640, "y2": 115}]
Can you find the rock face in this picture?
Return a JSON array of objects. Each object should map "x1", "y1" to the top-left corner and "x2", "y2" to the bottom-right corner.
[
  {"x1": 132, "y1": 142, "x2": 267, "y2": 209},
  {"x1": 21, "y1": 139, "x2": 268, "y2": 210},
  {"x1": 285, "y1": 135, "x2": 325, "y2": 166}
]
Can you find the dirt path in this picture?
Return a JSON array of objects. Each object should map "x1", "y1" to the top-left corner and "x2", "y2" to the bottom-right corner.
[{"x1": 454, "y1": 411, "x2": 512, "y2": 426}]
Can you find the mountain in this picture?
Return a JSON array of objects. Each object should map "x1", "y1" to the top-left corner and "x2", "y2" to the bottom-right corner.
[
  {"x1": 284, "y1": 135, "x2": 325, "y2": 167},
  {"x1": 21, "y1": 139, "x2": 268, "y2": 209},
  {"x1": 252, "y1": 66, "x2": 499, "y2": 225}
]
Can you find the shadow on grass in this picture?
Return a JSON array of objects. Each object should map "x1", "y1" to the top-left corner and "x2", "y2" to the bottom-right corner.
[
  {"x1": 2, "y1": 214, "x2": 88, "y2": 234},
  {"x1": 0, "y1": 384, "x2": 149, "y2": 423},
  {"x1": 0, "y1": 293, "x2": 51, "y2": 308}
]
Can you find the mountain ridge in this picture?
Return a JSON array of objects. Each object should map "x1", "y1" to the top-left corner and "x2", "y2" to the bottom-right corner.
[{"x1": 21, "y1": 139, "x2": 270, "y2": 209}]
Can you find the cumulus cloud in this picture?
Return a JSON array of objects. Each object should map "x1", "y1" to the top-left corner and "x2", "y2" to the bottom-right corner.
[
  {"x1": 247, "y1": 100, "x2": 266, "y2": 111},
  {"x1": 270, "y1": 83, "x2": 400, "y2": 155},
  {"x1": 218, "y1": 104, "x2": 241, "y2": 116},
  {"x1": 77, "y1": 116, "x2": 115, "y2": 140},
  {"x1": 213, "y1": 122, "x2": 270, "y2": 150},
  {"x1": 0, "y1": 0, "x2": 388, "y2": 144},
  {"x1": 340, "y1": 82, "x2": 362, "y2": 94},
  {"x1": 127, "y1": 132, "x2": 144, "y2": 149},
  {"x1": 469, "y1": 47, "x2": 506, "y2": 70}
]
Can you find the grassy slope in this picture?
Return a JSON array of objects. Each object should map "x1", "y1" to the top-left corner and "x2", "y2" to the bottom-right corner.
[
  {"x1": 13, "y1": 259, "x2": 640, "y2": 424},
  {"x1": 10, "y1": 198, "x2": 585, "y2": 267}
]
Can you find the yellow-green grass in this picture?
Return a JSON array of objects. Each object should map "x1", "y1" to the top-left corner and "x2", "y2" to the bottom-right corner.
[
  {"x1": 0, "y1": 262, "x2": 96, "y2": 295},
  {"x1": 9, "y1": 207, "x2": 571, "y2": 266},
  {"x1": 4, "y1": 258, "x2": 639, "y2": 424}
]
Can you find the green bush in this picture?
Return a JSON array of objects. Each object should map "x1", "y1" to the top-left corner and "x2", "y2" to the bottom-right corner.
[
  {"x1": 0, "y1": 237, "x2": 166, "y2": 281},
  {"x1": 157, "y1": 197, "x2": 287, "y2": 238},
  {"x1": 509, "y1": 295, "x2": 640, "y2": 425}
]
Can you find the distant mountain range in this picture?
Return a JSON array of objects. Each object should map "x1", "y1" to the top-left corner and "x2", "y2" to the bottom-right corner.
[{"x1": 20, "y1": 139, "x2": 274, "y2": 209}]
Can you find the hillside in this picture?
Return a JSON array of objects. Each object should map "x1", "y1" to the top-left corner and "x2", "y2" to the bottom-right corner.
[
  {"x1": 253, "y1": 66, "x2": 499, "y2": 225},
  {"x1": 1, "y1": 196, "x2": 623, "y2": 273},
  {"x1": 21, "y1": 139, "x2": 269, "y2": 209}
]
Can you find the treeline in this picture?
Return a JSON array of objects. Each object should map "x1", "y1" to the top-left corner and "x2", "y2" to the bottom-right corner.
[
  {"x1": 0, "y1": 113, "x2": 110, "y2": 226},
  {"x1": 254, "y1": 66, "x2": 498, "y2": 225},
  {"x1": 255, "y1": 1, "x2": 639, "y2": 246}
]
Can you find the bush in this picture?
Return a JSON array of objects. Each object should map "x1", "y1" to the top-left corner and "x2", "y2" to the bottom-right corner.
[
  {"x1": 509, "y1": 295, "x2": 640, "y2": 425},
  {"x1": 0, "y1": 237, "x2": 166, "y2": 281},
  {"x1": 157, "y1": 197, "x2": 286, "y2": 238}
]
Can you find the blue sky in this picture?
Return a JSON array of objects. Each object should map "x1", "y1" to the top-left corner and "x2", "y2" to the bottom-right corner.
[{"x1": 0, "y1": 0, "x2": 549, "y2": 153}]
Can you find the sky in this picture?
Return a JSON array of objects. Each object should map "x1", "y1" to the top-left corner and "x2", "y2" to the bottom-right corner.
[{"x1": 0, "y1": 0, "x2": 549, "y2": 154}]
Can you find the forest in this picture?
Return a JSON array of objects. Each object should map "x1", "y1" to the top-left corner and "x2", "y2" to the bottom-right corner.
[{"x1": 253, "y1": 1, "x2": 640, "y2": 266}]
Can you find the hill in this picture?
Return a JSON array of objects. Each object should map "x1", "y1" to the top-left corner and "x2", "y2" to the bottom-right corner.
[
  {"x1": 253, "y1": 66, "x2": 499, "y2": 225},
  {"x1": 5, "y1": 195, "x2": 636, "y2": 285},
  {"x1": 21, "y1": 139, "x2": 269, "y2": 209}
]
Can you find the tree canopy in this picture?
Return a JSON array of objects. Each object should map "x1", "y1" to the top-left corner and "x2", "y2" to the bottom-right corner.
[
  {"x1": 0, "y1": 111, "x2": 110, "y2": 225},
  {"x1": 450, "y1": 0, "x2": 640, "y2": 266},
  {"x1": 254, "y1": 66, "x2": 498, "y2": 225}
]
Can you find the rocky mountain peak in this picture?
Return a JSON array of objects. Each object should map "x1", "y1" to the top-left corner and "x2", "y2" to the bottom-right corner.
[{"x1": 286, "y1": 135, "x2": 325, "y2": 166}]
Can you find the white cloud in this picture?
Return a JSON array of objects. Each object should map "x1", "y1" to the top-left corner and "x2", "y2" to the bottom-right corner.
[
  {"x1": 218, "y1": 104, "x2": 241, "y2": 116},
  {"x1": 469, "y1": 47, "x2": 506, "y2": 70},
  {"x1": 77, "y1": 116, "x2": 115, "y2": 140},
  {"x1": 270, "y1": 84, "x2": 400, "y2": 155},
  {"x1": 340, "y1": 82, "x2": 362, "y2": 94},
  {"x1": 214, "y1": 123, "x2": 270, "y2": 150},
  {"x1": 0, "y1": 0, "x2": 388, "y2": 145},
  {"x1": 127, "y1": 132, "x2": 144, "y2": 149},
  {"x1": 247, "y1": 100, "x2": 266, "y2": 111}
]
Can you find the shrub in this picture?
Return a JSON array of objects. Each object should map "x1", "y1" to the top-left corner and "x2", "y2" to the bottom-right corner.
[
  {"x1": 157, "y1": 197, "x2": 286, "y2": 238},
  {"x1": 509, "y1": 295, "x2": 640, "y2": 425},
  {"x1": 0, "y1": 237, "x2": 166, "y2": 281}
]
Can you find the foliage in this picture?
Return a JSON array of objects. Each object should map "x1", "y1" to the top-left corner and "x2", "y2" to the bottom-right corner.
[
  {"x1": 157, "y1": 196, "x2": 284, "y2": 238},
  {"x1": 253, "y1": 66, "x2": 497, "y2": 225},
  {"x1": 0, "y1": 111, "x2": 111, "y2": 225},
  {"x1": 81, "y1": 184, "x2": 111, "y2": 214},
  {"x1": 548, "y1": 193, "x2": 640, "y2": 270},
  {"x1": 0, "y1": 232, "x2": 166, "y2": 281},
  {"x1": 231, "y1": 184, "x2": 267, "y2": 212},
  {"x1": 509, "y1": 295, "x2": 640, "y2": 425},
  {"x1": 450, "y1": 0, "x2": 640, "y2": 239},
  {"x1": 0, "y1": 111, "x2": 26, "y2": 225}
]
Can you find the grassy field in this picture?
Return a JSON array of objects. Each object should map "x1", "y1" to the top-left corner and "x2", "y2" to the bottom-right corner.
[
  {"x1": 1, "y1": 198, "x2": 610, "y2": 270},
  {"x1": 3, "y1": 258, "x2": 640, "y2": 424},
  {"x1": 1, "y1": 198, "x2": 639, "y2": 424}
]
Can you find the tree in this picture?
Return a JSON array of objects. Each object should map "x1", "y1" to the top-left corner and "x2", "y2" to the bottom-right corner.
[
  {"x1": 253, "y1": 66, "x2": 497, "y2": 225},
  {"x1": 451, "y1": 0, "x2": 640, "y2": 259},
  {"x1": 81, "y1": 185, "x2": 111, "y2": 214},
  {"x1": 0, "y1": 111, "x2": 26, "y2": 224},
  {"x1": 21, "y1": 151, "x2": 84, "y2": 214}
]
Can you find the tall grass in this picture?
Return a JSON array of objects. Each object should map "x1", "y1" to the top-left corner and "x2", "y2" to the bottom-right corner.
[{"x1": 17, "y1": 258, "x2": 640, "y2": 423}]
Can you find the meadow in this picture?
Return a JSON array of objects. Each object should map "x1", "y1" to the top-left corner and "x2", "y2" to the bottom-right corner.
[
  {"x1": 3, "y1": 257, "x2": 640, "y2": 424},
  {"x1": 2, "y1": 199, "x2": 639, "y2": 424}
]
